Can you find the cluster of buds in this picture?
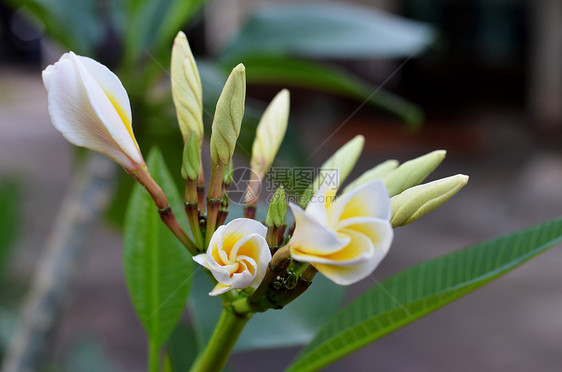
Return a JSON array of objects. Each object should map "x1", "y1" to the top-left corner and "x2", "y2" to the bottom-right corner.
[{"x1": 42, "y1": 32, "x2": 468, "y2": 312}]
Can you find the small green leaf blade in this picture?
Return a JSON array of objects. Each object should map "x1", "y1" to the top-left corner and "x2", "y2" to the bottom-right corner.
[
  {"x1": 287, "y1": 217, "x2": 562, "y2": 372},
  {"x1": 222, "y1": 56, "x2": 423, "y2": 126},
  {"x1": 124, "y1": 148, "x2": 192, "y2": 348}
]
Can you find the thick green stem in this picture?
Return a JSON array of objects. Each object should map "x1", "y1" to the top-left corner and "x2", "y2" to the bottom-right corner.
[
  {"x1": 190, "y1": 309, "x2": 251, "y2": 372},
  {"x1": 148, "y1": 339, "x2": 159, "y2": 372}
]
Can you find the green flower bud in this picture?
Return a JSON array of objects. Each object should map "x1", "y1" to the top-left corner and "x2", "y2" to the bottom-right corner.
[
  {"x1": 266, "y1": 186, "x2": 287, "y2": 227},
  {"x1": 343, "y1": 159, "x2": 399, "y2": 194},
  {"x1": 384, "y1": 150, "x2": 446, "y2": 197},
  {"x1": 391, "y1": 174, "x2": 469, "y2": 227},
  {"x1": 313, "y1": 135, "x2": 364, "y2": 193},
  {"x1": 210, "y1": 63, "x2": 246, "y2": 165},
  {"x1": 181, "y1": 132, "x2": 201, "y2": 181},
  {"x1": 251, "y1": 89, "x2": 290, "y2": 178},
  {"x1": 223, "y1": 160, "x2": 234, "y2": 186},
  {"x1": 171, "y1": 31, "x2": 203, "y2": 142}
]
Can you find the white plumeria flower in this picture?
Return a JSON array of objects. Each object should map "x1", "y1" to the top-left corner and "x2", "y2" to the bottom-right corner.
[
  {"x1": 194, "y1": 218, "x2": 271, "y2": 296},
  {"x1": 42, "y1": 52, "x2": 144, "y2": 171},
  {"x1": 289, "y1": 174, "x2": 393, "y2": 285}
]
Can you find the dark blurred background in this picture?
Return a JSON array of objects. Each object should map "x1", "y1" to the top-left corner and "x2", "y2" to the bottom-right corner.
[{"x1": 1, "y1": 0, "x2": 561, "y2": 371}]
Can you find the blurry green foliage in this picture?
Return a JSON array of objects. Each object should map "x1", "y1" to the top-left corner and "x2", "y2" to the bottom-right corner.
[
  {"x1": 221, "y1": 2, "x2": 435, "y2": 60},
  {"x1": 0, "y1": 179, "x2": 20, "y2": 279},
  {"x1": 7, "y1": 0, "x2": 435, "y2": 227},
  {"x1": 225, "y1": 55, "x2": 424, "y2": 126},
  {"x1": 166, "y1": 322, "x2": 199, "y2": 372}
]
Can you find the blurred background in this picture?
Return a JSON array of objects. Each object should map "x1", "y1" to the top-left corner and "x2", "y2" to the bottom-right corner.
[{"x1": 0, "y1": 0, "x2": 561, "y2": 371}]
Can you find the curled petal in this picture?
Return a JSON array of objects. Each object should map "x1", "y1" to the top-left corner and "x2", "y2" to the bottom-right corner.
[
  {"x1": 313, "y1": 229, "x2": 381, "y2": 285},
  {"x1": 289, "y1": 203, "x2": 349, "y2": 256},
  {"x1": 194, "y1": 218, "x2": 270, "y2": 296},
  {"x1": 304, "y1": 170, "x2": 339, "y2": 225},
  {"x1": 221, "y1": 218, "x2": 268, "y2": 240},
  {"x1": 43, "y1": 52, "x2": 143, "y2": 170},
  {"x1": 288, "y1": 177, "x2": 394, "y2": 286},
  {"x1": 329, "y1": 180, "x2": 391, "y2": 226},
  {"x1": 210, "y1": 282, "x2": 232, "y2": 296},
  {"x1": 338, "y1": 216, "x2": 394, "y2": 250}
]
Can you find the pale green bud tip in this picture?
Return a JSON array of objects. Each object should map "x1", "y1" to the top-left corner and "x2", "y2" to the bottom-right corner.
[
  {"x1": 390, "y1": 174, "x2": 468, "y2": 227},
  {"x1": 181, "y1": 132, "x2": 201, "y2": 181},
  {"x1": 384, "y1": 149, "x2": 447, "y2": 197},
  {"x1": 210, "y1": 63, "x2": 246, "y2": 165},
  {"x1": 343, "y1": 159, "x2": 399, "y2": 194},
  {"x1": 266, "y1": 186, "x2": 287, "y2": 227},
  {"x1": 171, "y1": 31, "x2": 203, "y2": 142},
  {"x1": 173, "y1": 31, "x2": 187, "y2": 49},
  {"x1": 314, "y1": 134, "x2": 364, "y2": 193},
  {"x1": 250, "y1": 89, "x2": 290, "y2": 178}
]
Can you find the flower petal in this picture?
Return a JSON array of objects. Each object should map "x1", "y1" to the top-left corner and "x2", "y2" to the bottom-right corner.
[
  {"x1": 294, "y1": 229, "x2": 371, "y2": 266},
  {"x1": 193, "y1": 253, "x2": 208, "y2": 268},
  {"x1": 75, "y1": 54, "x2": 132, "y2": 127},
  {"x1": 222, "y1": 218, "x2": 267, "y2": 239},
  {"x1": 329, "y1": 180, "x2": 390, "y2": 225},
  {"x1": 338, "y1": 216, "x2": 394, "y2": 249},
  {"x1": 200, "y1": 218, "x2": 270, "y2": 294},
  {"x1": 289, "y1": 203, "x2": 349, "y2": 258},
  {"x1": 229, "y1": 233, "x2": 264, "y2": 264},
  {"x1": 209, "y1": 282, "x2": 232, "y2": 296},
  {"x1": 229, "y1": 268, "x2": 256, "y2": 289},
  {"x1": 71, "y1": 53, "x2": 143, "y2": 165},
  {"x1": 305, "y1": 170, "x2": 339, "y2": 225},
  {"x1": 44, "y1": 55, "x2": 135, "y2": 169},
  {"x1": 312, "y1": 229, "x2": 389, "y2": 285}
]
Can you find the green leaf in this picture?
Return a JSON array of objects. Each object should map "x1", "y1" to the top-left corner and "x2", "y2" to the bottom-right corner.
[
  {"x1": 0, "y1": 179, "x2": 20, "y2": 279},
  {"x1": 287, "y1": 217, "x2": 562, "y2": 372},
  {"x1": 166, "y1": 322, "x2": 199, "y2": 371},
  {"x1": 188, "y1": 269, "x2": 345, "y2": 352},
  {"x1": 152, "y1": 0, "x2": 207, "y2": 56},
  {"x1": 8, "y1": 0, "x2": 103, "y2": 54},
  {"x1": 221, "y1": 2, "x2": 435, "y2": 60},
  {"x1": 122, "y1": 0, "x2": 206, "y2": 65},
  {"x1": 220, "y1": 56, "x2": 423, "y2": 126},
  {"x1": 124, "y1": 148, "x2": 192, "y2": 348}
]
